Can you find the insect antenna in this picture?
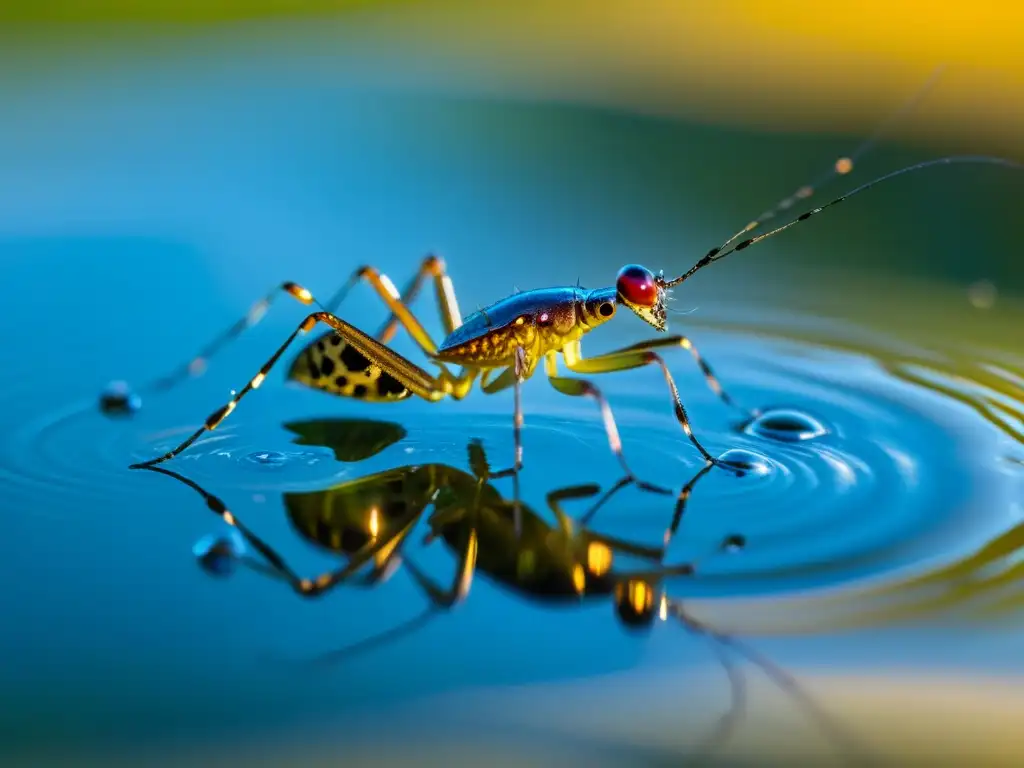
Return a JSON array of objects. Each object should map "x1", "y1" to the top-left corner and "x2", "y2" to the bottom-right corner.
[
  {"x1": 669, "y1": 603, "x2": 869, "y2": 764},
  {"x1": 713, "y1": 65, "x2": 946, "y2": 254},
  {"x1": 662, "y1": 154, "x2": 1024, "y2": 289},
  {"x1": 681, "y1": 629, "x2": 747, "y2": 762}
]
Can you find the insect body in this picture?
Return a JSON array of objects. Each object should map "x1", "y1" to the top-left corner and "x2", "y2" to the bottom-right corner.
[
  {"x1": 120, "y1": 69, "x2": 1022, "y2": 478},
  {"x1": 125, "y1": 253, "x2": 744, "y2": 480}
]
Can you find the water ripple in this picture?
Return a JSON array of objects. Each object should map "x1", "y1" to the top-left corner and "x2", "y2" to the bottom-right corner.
[{"x1": 1, "y1": 321, "x2": 1021, "y2": 628}]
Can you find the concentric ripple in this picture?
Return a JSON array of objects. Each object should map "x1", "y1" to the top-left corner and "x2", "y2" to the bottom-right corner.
[{"x1": 2, "y1": 321, "x2": 1022, "y2": 627}]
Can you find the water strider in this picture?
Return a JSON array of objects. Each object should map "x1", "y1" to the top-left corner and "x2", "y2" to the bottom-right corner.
[
  {"x1": 4, "y1": 37, "x2": 1024, "y2": 762},
  {"x1": 107, "y1": 67, "x2": 1023, "y2": 488}
]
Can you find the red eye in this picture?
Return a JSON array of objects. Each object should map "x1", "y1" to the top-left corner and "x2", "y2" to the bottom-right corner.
[{"x1": 615, "y1": 265, "x2": 658, "y2": 307}]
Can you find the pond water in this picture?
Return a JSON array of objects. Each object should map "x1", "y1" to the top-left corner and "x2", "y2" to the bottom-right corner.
[{"x1": 1, "y1": 31, "x2": 1022, "y2": 766}]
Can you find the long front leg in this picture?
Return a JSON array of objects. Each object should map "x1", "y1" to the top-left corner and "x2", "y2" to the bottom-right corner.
[
  {"x1": 593, "y1": 335, "x2": 756, "y2": 417},
  {"x1": 129, "y1": 311, "x2": 455, "y2": 468},
  {"x1": 560, "y1": 340, "x2": 722, "y2": 465}
]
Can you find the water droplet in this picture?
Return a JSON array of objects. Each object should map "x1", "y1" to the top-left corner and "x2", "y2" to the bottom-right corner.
[
  {"x1": 720, "y1": 534, "x2": 746, "y2": 553},
  {"x1": 249, "y1": 449, "x2": 329, "y2": 468},
  {"x1": 193, "y1": 531, "x2": 244, "y2": 577},
  {"x1": 246, "y1": 451, "x2": 287, "y2": 466},
  {"x1": 98, "y1": 380, "x2": 141, "y2": 416},
  {"x1": 718, "y1": 448, "x2": 773, "y2": 477},
  {"x1": 744, "y1": 408, "x2": 827, "y2": 442}
]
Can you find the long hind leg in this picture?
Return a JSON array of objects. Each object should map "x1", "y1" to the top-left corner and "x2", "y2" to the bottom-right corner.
[
  {"x1": 129, "y1": 311, "x2": 461, "y2": 468},
  {"x1": 129, "y1": 254, "x2": 463, "y2": 397},
  {"x1": 328, "y1": 253, "x2": 463, "y2": 343}
]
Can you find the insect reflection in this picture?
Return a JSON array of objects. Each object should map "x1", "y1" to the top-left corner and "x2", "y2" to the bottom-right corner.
[{"x1": 143, "y1": 417, "x2": 862, "y2": 760}]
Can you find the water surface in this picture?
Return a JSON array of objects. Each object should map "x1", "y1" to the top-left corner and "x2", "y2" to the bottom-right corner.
[{"x1": 1, "y1": 34, "x2": 1023, "y2": 766}]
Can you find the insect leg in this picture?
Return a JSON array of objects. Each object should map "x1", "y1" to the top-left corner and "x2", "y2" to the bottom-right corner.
[
  {"x1": 130, "y1": 254, "x2": 457, "y2": 401},
  {"x1": 474, "y1": 365, "x2": 526, "y2": 505},
  {"x1": 663, "y1": 461, "x2": 715, "y2": 551},
  {"x1": 686, "y1": 630, "x2": 748, "y2": 760},
  {"x1": 316, "y1": 261, "x2": 450, "y2": 357},
  {"x1": 574, "y1": 461, "x2": 718, "y2": 564},
  {"x1": 560, "y1": 340, "x2": 721, "y2": 466},
  {"x1": 513, "y1": 348, "x2": 526, "y2": 473},
  {"x1": 137, "y1": 281, "x2": 317, "y2": 395},
  {"x1": 711, "y1": 66, "x2": 944, "y2": 253},
  {"x1": 545, "y1": 482, "x2": 602, "y2": 535},
  {"x1": 130, "y1": 311, "x2": 456, "y2": 468},
  {"x1": 343, "y1": 254, "x2": 477, "y2": 397},
  {"x1": 142, "y1": 464, "x2": 421, "y2": 597},
  {"x1": 402, "y1": 526, "x2": 479, "y2": 608},
  {"x1": 308, "y1": 516, "x2": 478, "y2": 666},
  {"x1": 671, "y1": 606, "x2": 868, "y2": 764},
  {"x1": 339, "y1": 253, "x2": 464, "y2": 344},
  {"x1": 593, "y1": 335, "x2": 753, "y2": 417},
  {"x1": 544, "y1": 351, "x2": 671, "y2": 491},
  {"x1": 479, "y1": 364, "x2": 525, "y2": 467}
]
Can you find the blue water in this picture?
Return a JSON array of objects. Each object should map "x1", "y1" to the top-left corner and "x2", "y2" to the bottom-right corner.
[{"x1": 1, "y1": 33, "x2": 1023, "y2": 765}]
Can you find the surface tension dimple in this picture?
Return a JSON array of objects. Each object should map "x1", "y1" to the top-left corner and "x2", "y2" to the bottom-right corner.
[{"x1": 744, "y1": 408, "x2": 828, "y2": 443}]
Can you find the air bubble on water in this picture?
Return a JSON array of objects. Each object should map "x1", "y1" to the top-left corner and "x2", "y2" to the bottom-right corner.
[
  {"x1": 98, "y1": 380, "x2": 141, "y2": 416},
  {"x1": 744, "y1": 408, "x2": 828, "y2": 442},
  {"x1": 718, "y1": 448, "x2": 773, "y2": 478},
  {"x1": 193, "y1": 530, "x2": 245, "y2": 577},
  {"x1": 246, "y1": 451, "x2": 288, "y2": 466}
]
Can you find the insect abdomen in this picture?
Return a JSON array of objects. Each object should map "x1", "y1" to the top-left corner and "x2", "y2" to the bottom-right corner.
[{"x1": 287, "y1": 331, "x2": 412, "y2": 402}]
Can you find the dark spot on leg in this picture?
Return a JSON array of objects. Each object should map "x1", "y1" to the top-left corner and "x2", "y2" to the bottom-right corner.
[
  {"x1": 384, "y1": 499, "x2": 408, "y2": 520},
  {"x1": 305, "y1": 352, "x2": 320, "y2": 380},
  {"x1": 340, "y1": 345, "x2": 371, "y2": 372},
  {"x1": 353, "y1": 384, "x2": 368, "y2": 398},
  {"x1": 330, "y1": 333, "x2": 343, "y2": 346},
  {"x1": 320, "y1": 357, "x2": 336, "y2": 376},
  {"x1": 334, "y1": 375, "x2": 348, "y2": 388},
  {"x1": 317, "y1": 340, "x2": 326, "y2": 354},
  {"x1": 376, "y1": 373, "x2": 408, "y2": 397}
]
